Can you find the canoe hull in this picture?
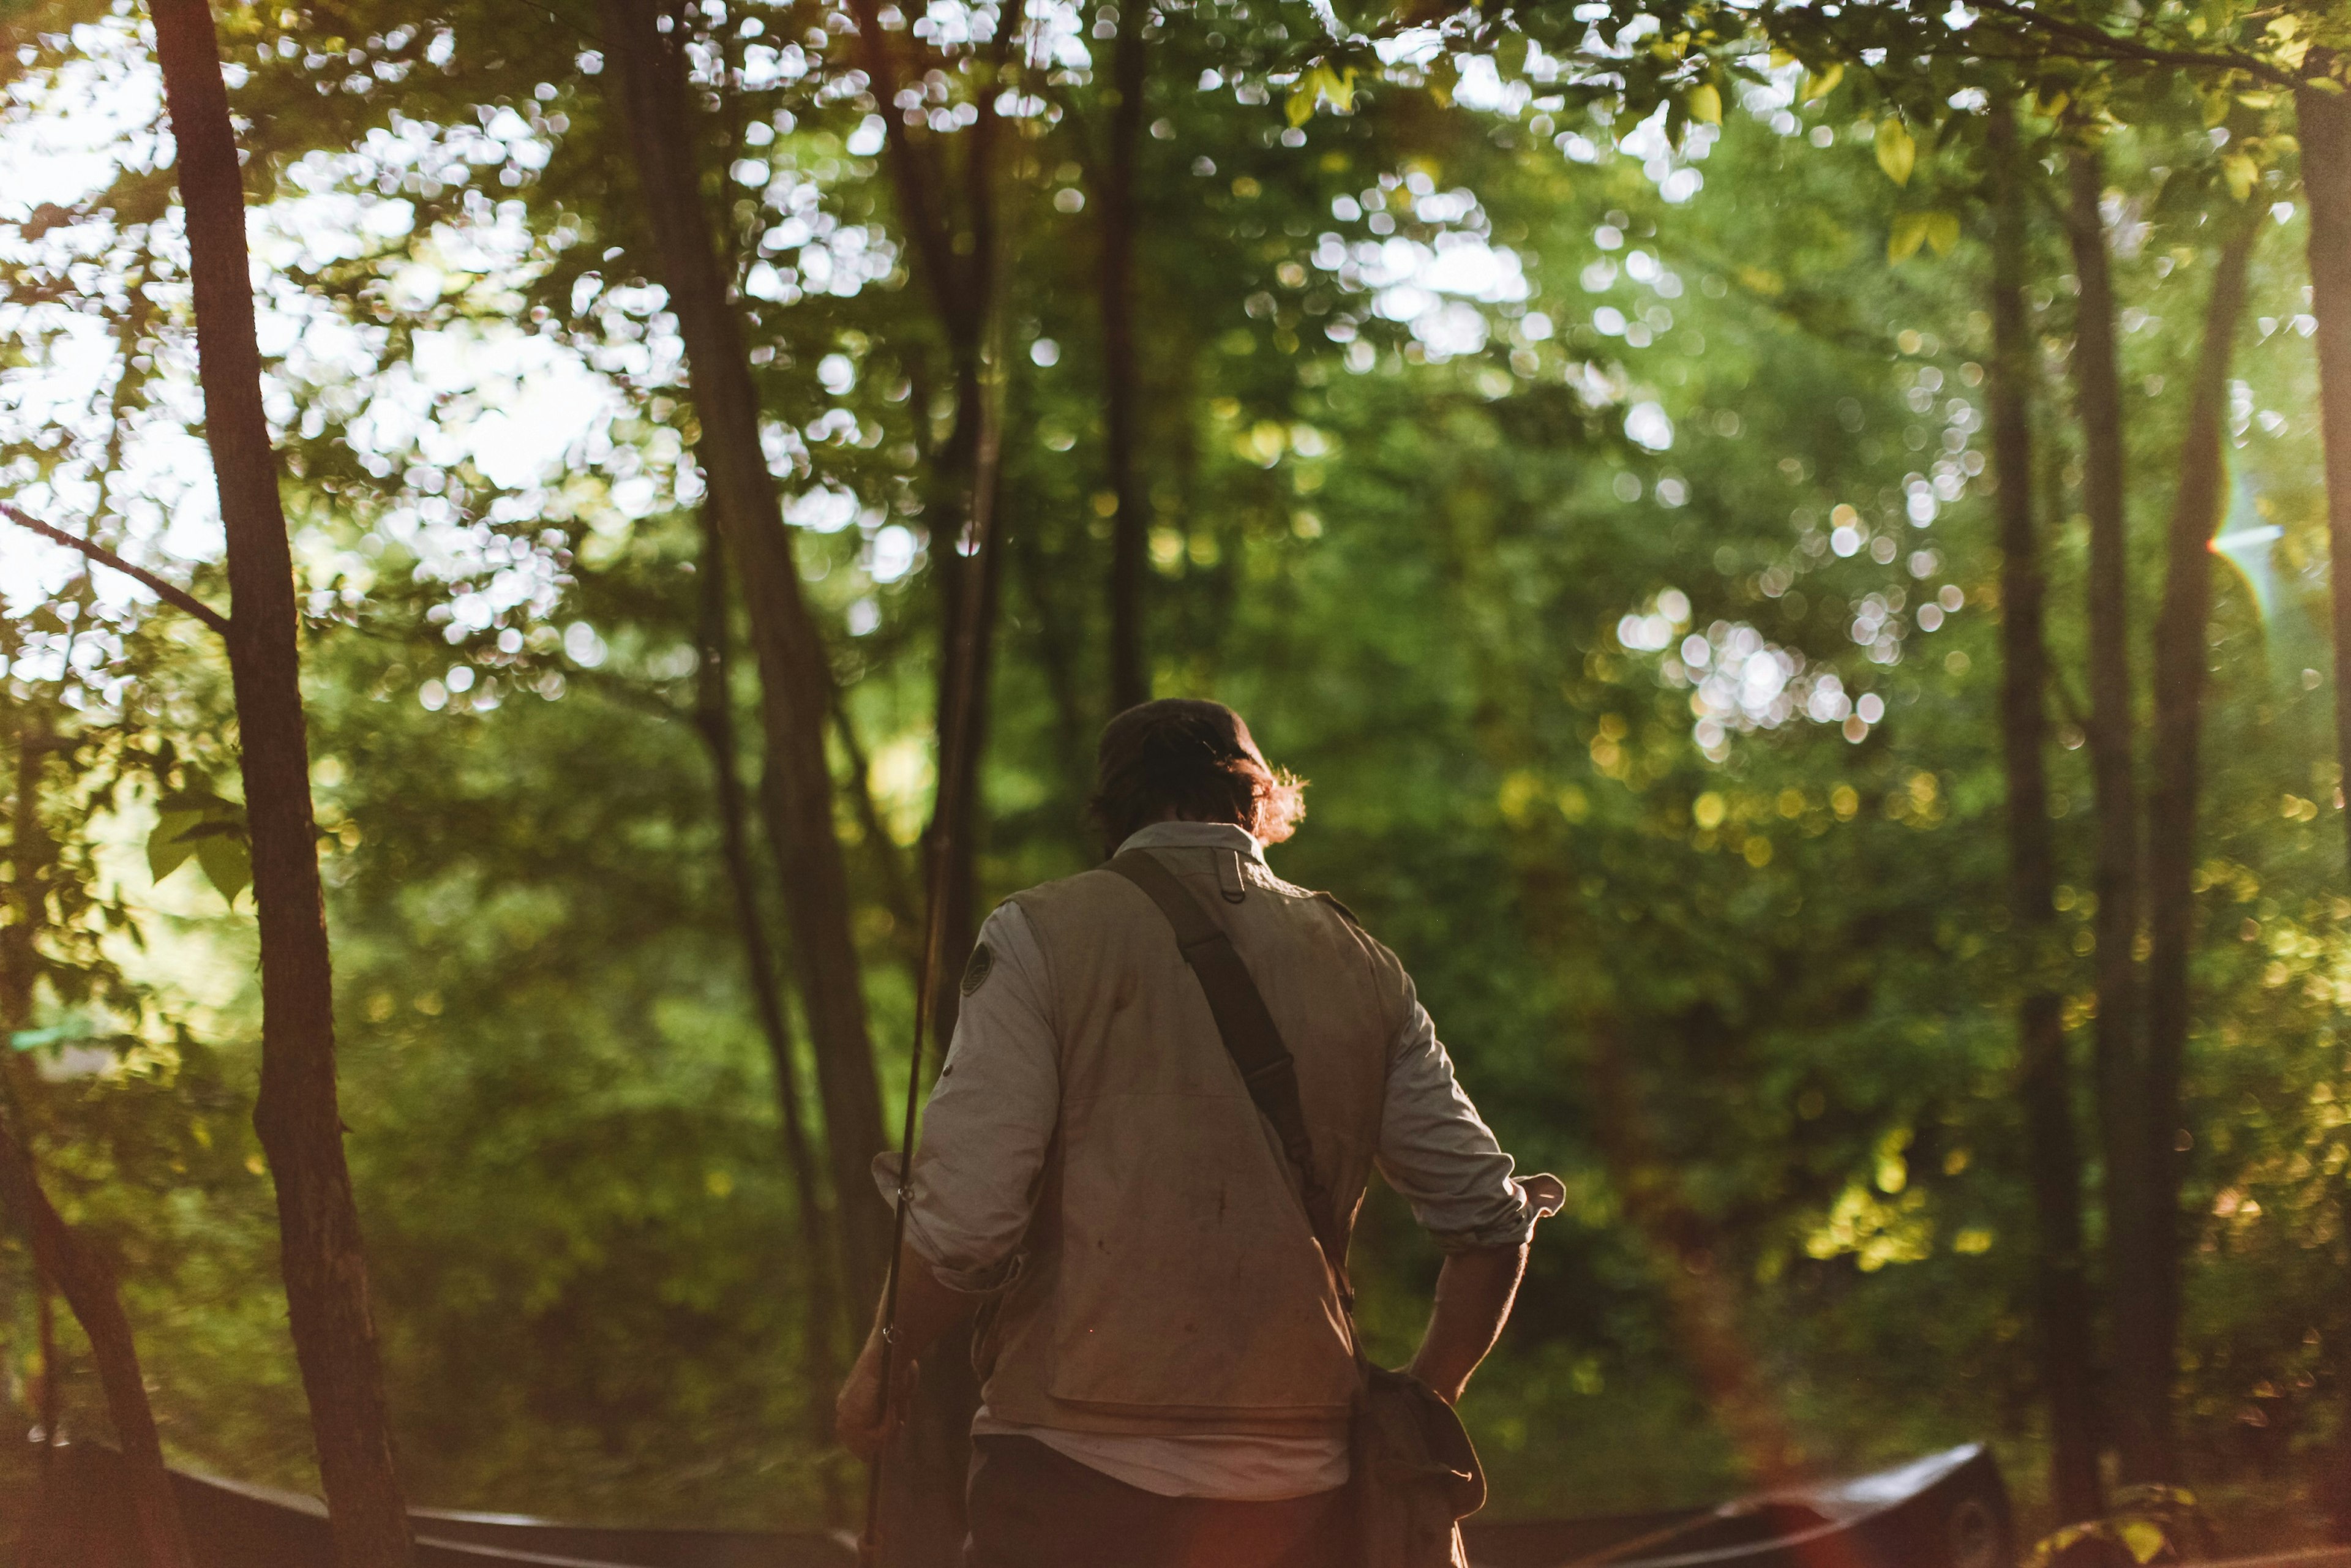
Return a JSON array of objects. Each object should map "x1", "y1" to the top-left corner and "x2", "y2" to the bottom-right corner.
[
  {"x1": 28, "y1": 1440, "x2": 2006, "y2": 1568},
  {"x1": 1463, "y1": 1446, "x2": 2011, "y2": 1568}
]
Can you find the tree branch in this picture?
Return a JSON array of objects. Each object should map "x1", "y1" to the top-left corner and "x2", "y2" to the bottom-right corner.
[
  {"x1": 0, "y1": 503, "x2": 231, "y2": 637},
  {"x1": 1963, "y1": 0, "x2": 2299, "y2": 89}
]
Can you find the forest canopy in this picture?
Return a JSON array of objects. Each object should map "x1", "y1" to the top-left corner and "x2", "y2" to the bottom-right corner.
[{"x1": 1, "y1": 0, "x2": 2349, "y2": 1559}]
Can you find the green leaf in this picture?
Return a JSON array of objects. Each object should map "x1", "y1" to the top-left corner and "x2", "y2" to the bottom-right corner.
[
  {"x1": 1924, "y1": 211, "x2": 1960, "y2": 255},
  {"x1": 196, "y1": 833, "x2": 252, "y2": 904},
  {"x1": 2223, "y1": 152, "x2": 2257, "y2": 201},
  {"x1": 1802, "y1": 62, "x2": 1841, "y2": 102},
  {"x1": 1687, "y1": 83, "x2": 1722, "y2": 125},
  {"x1": 1888, "y1": 211, "x2": 1931, "y2": 263},
  {"x1": 1288, "y1": 64, "x2": 1357, "y2": 124},
  {"x1": 1876, "y1": 119, "x2": 1916, "y2": 186},
  {"x1": 149, "y1": 810, "x2": 204, "y2": 882}
]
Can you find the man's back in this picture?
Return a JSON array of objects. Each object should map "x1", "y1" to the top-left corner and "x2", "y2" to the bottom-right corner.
[{"x1": 980, "y1": 836, "x2": 1400, "y2": 1431}]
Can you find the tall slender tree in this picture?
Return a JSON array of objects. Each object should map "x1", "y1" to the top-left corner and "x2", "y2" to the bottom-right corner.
[
  {"x1": 2142, "y1": 211, "x2": 2260, "y2": 1487},
  {"x1": 691, "y1": 517, "x2": 846, "y2": 1523},
  {"x1": 2301, "y1": 70, "x2": 2351, "y2": 896},
  {"x1": 2064, "y1": 138, "x2": 2168, "y2": 1487},
  {"x1": 2279, "y1": 48, "x2": 2350, "y2": 1547},
  {"x1": 1988, "y1": 100, "x2": 2103, "y2": 1524},
  {"x1": 147, "y1": 4, "x2": 413, "y2": 1559},
  {"x1": 595, "y1": 0, "x2": 893, "y2": 1307},
  {"x1": 843, "y1": 23, "x2": 1019, "y2": 1563},
  {"x1": 836, "y1": 0, "x2": 1016, "y2": 1057}
]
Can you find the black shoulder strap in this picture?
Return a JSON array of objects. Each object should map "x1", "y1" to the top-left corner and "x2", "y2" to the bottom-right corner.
[{"x1": 1105, "y1": 849, "x2": 1353, "y2": 1308}]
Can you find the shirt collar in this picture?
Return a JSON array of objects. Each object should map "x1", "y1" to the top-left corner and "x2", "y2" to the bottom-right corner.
[{"x1": 1114, "y1": 820, "x2": 1267, "y2": 864}]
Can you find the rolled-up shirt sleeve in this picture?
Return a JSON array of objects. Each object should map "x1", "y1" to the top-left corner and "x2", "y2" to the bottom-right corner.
[
  {"x1": 869, "y1": 902, "x2": 1060, "y2": 1294},
  {"x1": 1374, "y1": 972, "x2": 1547, "y2": 1253}
]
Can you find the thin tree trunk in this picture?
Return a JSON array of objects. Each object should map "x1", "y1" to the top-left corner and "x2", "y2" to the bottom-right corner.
[
  {"x1": 881, "y1": 36, "x2": 1017, "y2": 1567},
  {"x1": 831, "y1": 0, "x2": 1010, "y2": 1058},
  {"x1": 2297, "y1": 69, "x2": 2351, "y2": 1544},
  {"x1": 2301, "y1": 69, "x2": 2351, "y2": 893},
  {"x1": 2142, "y1": 214, "x2": 2258, "y2": 1487},
  {"x1": 2066, "y1": 142, "x2": 2163, "y2": 1487},
  {"x1": 926, "y1": 517, "x2": 1007, "y2": 1055},
  {"x1": 1, "y1": 727, "x2": 191, "y2": 1568},
  {"x1": 841, "y1": 0, "x2": 970, "y2": 337},
  {"x1": 0, "y1": 1115, "x2": 192, "y2": 1568},
  {"x1": 921, "y1": 24, "x2": 1015, "y2": 1065},
  {"x1": 691, "y1": 517, "x2": 846, "y2": 1525},
  {"x1": 596, "y1": 0, "x2": 892, "y2": 1307},
  {"x1": 838, "y1": 0, "x2": 983, "y2": 698},
  {"x1": 148, "y1": 7, "x2": 412, "y2": 1561},
  {"x1": 876, "y1": 437, "x2": 1002, "y2": 1565},
  {"x1": 1990, "y1": 102, "x2": 2103, "y2": 1524},
  {"x1": 1097, "y1": 2, "x2": 1150, "y2": 715}
]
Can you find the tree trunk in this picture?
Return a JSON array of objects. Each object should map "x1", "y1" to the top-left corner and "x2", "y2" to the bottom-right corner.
[
  {"x1": 2293, "y1": 69, "x2": 2351, "y2": 1544},
  {"x1": 1097, "y1": 2, "x2": 1150, "y2": 715},
  {"x1": 2, "y1": 728, "x2": 192, "y2": 1568},
  {"x1": 1990, "y1": 103, "x2": 2103, "y2": 1525},
  {"x1": 921, "y1": 28, "x2": 1013, "y2": 1063},
  {"x1": 2301, "y1": 72, "x2": 2351, "y2": 891},
  {"x1": 691, "y1": 517, "x2": 846, "y2": 1525},
  {"x1": 148, "y1": 6, "x2": 413, "y2": 1561},
  {"x1": 882, "y1": 36, "x2": 1017, "y2": 1566},
  {"x1": 0, "y1": 1115, "x2": 193, "y2": 1568},
  {"x1": 880, "y1": 326, "x2": 1005, "y2": 1568},
  {"x1": 2065, "y1": 142, "x2": 2164, "y2": 1487},
  {"x1": 596, "y1": 0, "x2": 892, "y2": 1307},
  {"x1": 2142, "y1": 214, "x2": 2258, "y2": 1488},
  {"x1": 830, "y1": 0, "x2": 1013, "y2": 1063}
]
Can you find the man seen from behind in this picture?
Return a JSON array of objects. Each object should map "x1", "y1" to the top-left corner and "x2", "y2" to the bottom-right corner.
[{"x1": 838, "y1": 698, "x2": 1562, "y2": 1567}]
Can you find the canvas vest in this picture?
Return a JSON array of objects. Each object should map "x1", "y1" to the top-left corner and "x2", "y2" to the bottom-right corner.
[{"x1": 977, "y1": 842, "x2": 1406, "y2": 1438}]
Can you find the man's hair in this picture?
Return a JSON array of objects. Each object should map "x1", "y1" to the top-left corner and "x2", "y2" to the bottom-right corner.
[{"x1": 1087, "y1": 699, "x2": 1307, "y2": 854}]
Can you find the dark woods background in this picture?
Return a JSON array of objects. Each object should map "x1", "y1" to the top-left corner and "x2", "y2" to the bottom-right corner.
[{"x1": 1, "y1": 0, "x2": 2349, "y2": 1557}]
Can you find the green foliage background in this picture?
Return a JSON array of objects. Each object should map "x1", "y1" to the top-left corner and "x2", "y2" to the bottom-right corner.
[{"x1": 0, "y1": 0, "x2": 2345, "y2": 1542}]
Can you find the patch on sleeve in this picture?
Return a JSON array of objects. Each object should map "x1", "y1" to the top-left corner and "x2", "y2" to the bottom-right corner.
[{"x1": 959, "y1": 940, "x2": 996, "y2": 996}]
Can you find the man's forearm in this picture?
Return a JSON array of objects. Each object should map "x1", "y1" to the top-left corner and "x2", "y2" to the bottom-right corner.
[
  {"x1": 866, "y1": 1237, "x2": 980, "y2": 1364},
  {"x1": 1406, "y1": 1242, "x2": 1528, "y2": 1405}
]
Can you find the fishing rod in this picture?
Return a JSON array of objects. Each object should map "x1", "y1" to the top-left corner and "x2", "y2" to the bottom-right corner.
[{"x1": 858, "y1": 29, "x2": 1016, "y2": 1564}]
